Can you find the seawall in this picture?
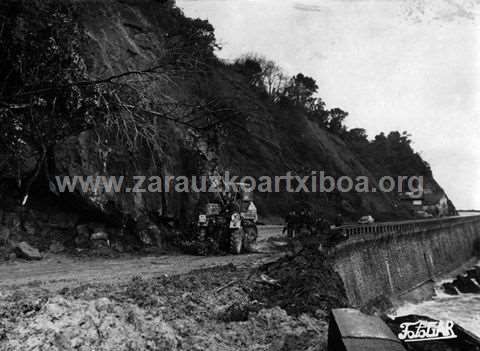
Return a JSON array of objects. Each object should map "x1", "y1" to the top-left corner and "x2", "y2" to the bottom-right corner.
[{"x1": 331, "y1": 216, "x2": 480, "y2": 307}]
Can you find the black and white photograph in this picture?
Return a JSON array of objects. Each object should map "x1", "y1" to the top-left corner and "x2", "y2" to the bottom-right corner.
[{"x1": 0, "y1": 0, "x2": 479, "y2": 350}]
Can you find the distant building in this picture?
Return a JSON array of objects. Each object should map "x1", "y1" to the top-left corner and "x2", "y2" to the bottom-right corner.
[
  {"x1": 423, "y1": 193, "x2": 449, "y2": 217},
  {"x1": 399, "y1": 189, "x2": 449, "y2": 217},
  {"x1": 399, "y1": 191, "x2": 423, "y2": 211}
]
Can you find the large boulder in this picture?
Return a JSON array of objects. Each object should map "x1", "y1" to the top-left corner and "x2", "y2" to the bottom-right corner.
[
  {"x1": 0, "y1": 226, "x2": 11, "y2": 245},
  {"x1": 453, "y1": 275, "x2": 480, "y2": 293},
  {"x1": 23, "y1": 220, "x2": 38, "y2": 236},
  {"x1": 147, "y1": 224, "x2": 163, "y2": 249},
  {"x1": 110, "y1": 239, "x2": 125, "y2": 253},
  {"x1": 76, "y1": 224, "x2": 90, "y2": 237},
  {"x1": 442, "y1": 282, "x2": 459, "y2": 295},
  {"x1": 466, "y1": 267, "x2": 480, "y2": 283},
  {"x1": 74, "y1": 224, "x2": 91, "y2": 249},
  {"x1": 2, "y1": 212, "x2": 21, "y2": 234},
  {"x1": 48, "y1": 212, "x2": 78, "y2": 229},
  {"x1": 15, "y1": 241, "x2": 42, "y2": 260},
  {"x1": 49, "y1": 241, "x2": 66, "y2": 254}
]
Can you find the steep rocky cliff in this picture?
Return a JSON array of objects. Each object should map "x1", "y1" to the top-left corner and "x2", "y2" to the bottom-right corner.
[{"x1": 0, "y1": 0, "x2": 453, "y2": 250}]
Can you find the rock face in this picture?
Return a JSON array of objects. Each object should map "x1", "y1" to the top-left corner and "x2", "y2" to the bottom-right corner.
[
  {"x1": 0, "y1": 203, "x2": 78, "y2": 255},
  {"x1": 46, "y1": 0, "x2": 416, "y2": 224},
  {"x1": 15, "y1": 242, "x2": 42, "y2": 260}
]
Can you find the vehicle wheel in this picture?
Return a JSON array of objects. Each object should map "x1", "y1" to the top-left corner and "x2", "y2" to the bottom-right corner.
[
  {"x1": 242, "y1": 226, "x2": 258, "y2": 252},
  {"x1": 230, "y1": 229, "x2": 243, "y2": 254},
  {"x1": 197, "y1": 228, "x2": 207, "y2": 242}
]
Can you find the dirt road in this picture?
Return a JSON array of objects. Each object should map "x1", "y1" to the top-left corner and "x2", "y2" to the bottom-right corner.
[
  {"x1": 0, "y1": 225, "x2": 340, "y2": 351},
  {"x1": 0, "y1": 225, "x2": 285, "y2": 289}
]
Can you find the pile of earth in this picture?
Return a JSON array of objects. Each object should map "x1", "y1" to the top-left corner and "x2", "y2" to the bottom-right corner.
[
  {"x1": 249, "y1": 246, "x2": 348, "y2": 316},
  {"x1": 0, "y1": 295, "x2": 177, "y2": 351}
]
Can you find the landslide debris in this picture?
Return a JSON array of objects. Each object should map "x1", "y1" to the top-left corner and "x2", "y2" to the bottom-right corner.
[
  {"x1": 250, "y1": 247, "x2": 348, "y2": 316},
  {"x1": 2, "y1": 296, "x2": 177, "y2": 351},
  {"x1": 0, "y1": 248, "x2": 347, "y2": 351}
]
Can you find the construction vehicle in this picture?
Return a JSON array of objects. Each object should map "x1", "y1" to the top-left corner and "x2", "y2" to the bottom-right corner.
[
  {"x1": 287, "y1": 201, "x2": 317, "y2": 237},
  {"x1": 195, "y1": 182, "x2": 258, "y2": 254}
]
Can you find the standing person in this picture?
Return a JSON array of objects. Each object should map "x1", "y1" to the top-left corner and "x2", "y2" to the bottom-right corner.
[
  {"x1": 283, "y1": 210, "x2": 297, "y2": 239},
  {"x1": 334, "y1": 213, "x2": 344, "y2": 227},
  {"x1": 313, "y1": 212, "x2": 324, "y2": 236}
]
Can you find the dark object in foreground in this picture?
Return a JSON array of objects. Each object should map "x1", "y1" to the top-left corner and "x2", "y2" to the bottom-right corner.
[
  {"x1": 328, "y1": 308, "x2": 406, "y2": 351},
  {"x1": 386, "y1": 314, "x2": 480, "y2": 351}
]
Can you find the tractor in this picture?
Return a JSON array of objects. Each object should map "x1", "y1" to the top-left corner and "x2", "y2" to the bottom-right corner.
[{"x1": 195, "y1": 182, "x2": 258, "y2": 254}]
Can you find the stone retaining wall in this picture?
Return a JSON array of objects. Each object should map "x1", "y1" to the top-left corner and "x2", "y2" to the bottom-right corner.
[{"x1": 332, "y1": 216, "x2": 480, "y2": 307}]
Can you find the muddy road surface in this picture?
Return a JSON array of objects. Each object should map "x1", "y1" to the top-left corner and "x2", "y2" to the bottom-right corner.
[
  {"x1": 0, "y1": 225, "x2": 285, "y2": 290},
  {"x1": 0, "y1": 224, "x2": 342, "y2": 351}
]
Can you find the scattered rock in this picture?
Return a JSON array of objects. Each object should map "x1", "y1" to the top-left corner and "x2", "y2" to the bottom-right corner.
[
  {"x1": 49, "y1": 241, "x2": 66, "y2": 254},
  {"x1": 90, "y1": 247, "x2": 116, "y2": 257},
  {"x1": 138, "y1": 230, "x2": 153, "y2": 246},
  {"x1": 148, "y1": 224, "x2": 163, "y2": 248},
  {"x1": 88, "y1": 222, "x2": 106, "y2": 233},
  {"x1": 27, "y1": 209, "x2": 49, "y2": 223},
  {"x1": 14, "y1": 241, "x2": 42, "y2": 260},
  {"x1": 442, "y1": 269, "x2": 480, "y2": 294},
  {"x1": 3, "y1": 212, "x2": 21, "y2": 233},
  {"x1": 111, "y1": 240, "x2": 125, "y2": 253},
  {"x1": 135, "y1": 216, "x2": 164, "y2": 248},
  {"x1": 48, "y1": 212, "x2": 78, "y2": 229},
  {"x1": 361, "y1": 295, "x2": 394, "y2": 315},
  {"x1": 91, "y1": 240, "x2": 109, "y2": 250},
  {"x1": 453, "y1": 275, "x2": 480, "y2": 293},
  {"x1": 218, "y1": 302, "x2": 252, "y2": 322},
  {"x1": 0, "y1": 246, "x2": 12, "y2": 261},
  {"x1": 75, "y1": 224, "x2": 90, "y2": 237},
  {"x1": 4, "y1": 296, "x2": 178, "y2": 351},
  {"x1": 251, "y1": 246, "x2": 348, "y2": 316},
  {"x1": 23, "y1": 220, "x2": 37, "y2": 235},
  {"x1": 466, "y1": 267, "x2": 480, "y2": 282},
  {"x1": 90, "y1": 231, "x2": 109, "y2": 241},
  {"x1": 442, "y1": 282, "x2": 459, "y2": 295},
  {"x1": 0, "y1": 226, "x2": 11, "y2": 244},
  {"x1": 74, "y1": 235, "x2": 90, "y2": 249},
  {"x1": 75, "y1": 224, "x2": 90, "y2": 249}
]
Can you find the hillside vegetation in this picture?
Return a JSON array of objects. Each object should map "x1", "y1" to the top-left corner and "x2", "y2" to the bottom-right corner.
[{"x1": 0, "y1": 0, "x2": 453, "y2": 241}]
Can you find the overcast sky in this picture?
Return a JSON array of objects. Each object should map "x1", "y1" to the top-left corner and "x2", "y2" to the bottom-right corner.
[{"x1": 178, "y1": 0, "x2": 480, "y2": 209}]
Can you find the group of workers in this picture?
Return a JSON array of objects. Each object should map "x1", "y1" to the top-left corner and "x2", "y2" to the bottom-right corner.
[{"x1": 283, "y1": 208, "x2": 344, "y2": 239}]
